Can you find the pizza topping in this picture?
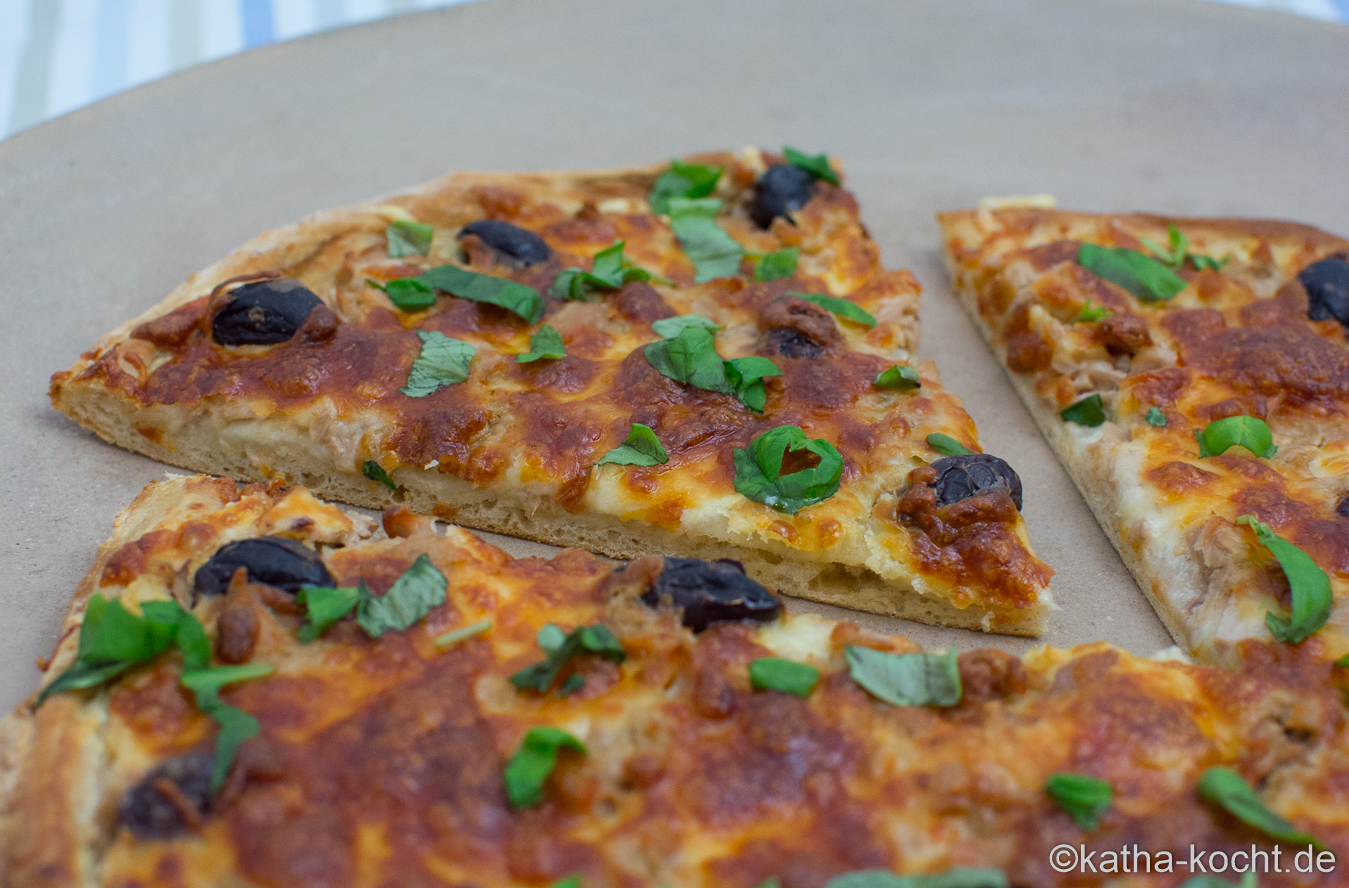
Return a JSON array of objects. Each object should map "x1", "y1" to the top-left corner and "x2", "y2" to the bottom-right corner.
[
  {"x1": 874, "y1": 365, "x2": 921, "y2": 390},
  {"x1": 843, "y1": 646, "x2": 962, "y2": 707},
  {"x1": 1146, "y1": 406, "x2": 1168, "y2": 427},
  {"x1": 549, "y1": 240, "x2": 652, "y2": 300},
  {"x1": 1075, "y1": 300, "x2": 1111, "y2": 323},
  {"x1": 433, "y1": 618, "x2": 491, "y2": 650},
  {"x1": 1197, "y1": 766, "x2": 1322, "y2": 847},
  {"x1": 1196, "y1": 416, "x2": 1277, "y2": 459},
  {"x1": 400, "y1": 330, "x2": 475, "y2": 397},
  {"x1": 1060, "y1": 394, "x2": 1106, "y2": 427},
  {"x1": 783, "y1": 146, "x2": 841, "y2": 186},
  {"x1": 927, "y1": 433, "x2": 974, "y2": 457},
  {"x1": 641, "y1": 557, "x2": 782, "y2": 632},
  {"x1": 667, "y1": 197, "x2": 744, "y2": 282},
  {"x1": 1044, "y1": 773, "x2": 1113, "y2": 830},
  {"x1": 386, "y1": 219, "x2": 434, "y2": 258},
  {"x1": 595, "y1": 423, "x2": 668, "y2": 467},
  {"x1": 648, "y1": 159, "x2": 723, "y2": 214},
  {"x1": 928, "y1": 454, "x2": 1023, "y2": 511},
  {"x1": 732, "y1": 425, "x2": 844, "y2": 513},
  {"x1": 456, "y1": 218, "x2": 552, "y2": 266},
  {"x1": 117, "y1": 751, "x2": 214, "y2": 839},
  {"x1": 644, "y1": 326, "x2": 781, "y2": 411},
  {"x1": 1299, "y1": 255, "x2": 1349, "y2": 328},
  {"x1": 502, "y1": 726, "x2": 587, "y2": 809},
  {"x1": 180, "y1": 663, "x2": 275, "y2": 790},
  {"x1": 1338, "y1": 495, "x2": 1349, "y2": 519},
  {"x1": 754, "y1": 246, "x2": 798, "y2": 282},
  {"x1": 760, "y1": 294, "x2": 843, "y2": 359},
  {"x1": 195, "y1": 537, "x2": 333, "y2": 598},
  {"x1": 749, "y1": 163, "x2": 816, "y2": 228},
  {"x1": 1235, "y1": 515, "x2": 1331, "y2": 644},
  {"x1": 393, "y1": 265, "x2": 544, "y2": 323},
  {"x1": 210, "y1": 279, "x2": 325, "y2": 346},
  {"x1": 824, "y1": 869, "x2": 1008, "y2": 888},
  {"x1": 362, "y1": 460, "x2": 397, "y2": 490},
  {"x1": 1076, "y1": 243, "x2": 1187, "y2": 303},
  {"x1": 1139, "y1": 223, "x2": 1226, "y2": 271},
  {"x1": 1092, "y1": 311, "x2": 1151, "y2": 356},
  {"x1": 509, "y1": 622, "x2": 626, "y2": 693},
  {"x1": 650, "y1": 314, "x2": 719, "y2": 339},
  {"x1": 517, "y1": 325, "x2": 566, "y2": 363},
  {"x1": 748, "y1": 657, "x2": 819, "y2": 696},
  {"x1": 791, "y1": 291, "x2": 877, "y2": 329},
  {"x1": 295, "y1": 585, "x2": 361, "y2": 641},
  {"x1": 214, "y1": 602, "x2": 261, "y2": 664}
]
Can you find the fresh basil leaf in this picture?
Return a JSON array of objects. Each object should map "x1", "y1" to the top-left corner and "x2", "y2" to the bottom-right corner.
[
  {"x1": 510, "y1": 622, "x2": 626, "y2": 693},
  {"x1": 667, "y1": 197, "x2": 744, "y2": 283},
  {"x1": 537, "y1": 623, "x2": 568, "y2": 656},
  {"x1": 1197, "y1": 416, "x2": 1277, "y2": 459},
  {"x1": 649, "y1": 159, "x2": 723, "y2": 215},
  {"x1": 844, "y1": 645, "x2": 962, "y2": 707},
  {"x1": 824, "y1": 868, "x2": 1008, "y2": 888},
  {"x1": 180, "y1": 662, "x2": 274, "y2": 792},
  {"x1": 1146, "y1": 407, "x2": 1168, "y2": 427},
  {"x1": 1078, "y1": 243, "x2": 1187, "y2": 303},
  {"x1": 644, "y1": 326, "x2": 733, "y2": 395},
  {"x1": 37, "y1": 660, "x2": 139, "y2": 703},
  {"x1": 386, "y1": 219, "x2": 434, "y2": 258},
  {"x1": 1045, "y1": 772, "x2": 1113, "y2": 830},
  {"x1": 550, "y1": 240, "x2": 651, "y2": 301},
  {"x1": 145, "y1": 601, "x2": 210, "y2": 671},
  {"x1": 1336, "y1": 652, "x2": 1349, "y2": 668},
  {"x1": 434, "y1": 619, "x2": 490, "y2": 650},
  {"x1": 783, "y1": 146, "x2": 840, "y2": 186},
  {"x1": 368, "y1": 277, "x2": 438, "y2": 311},
  {"x1": 549, "y1": 876, "x2": 584, "y2": 888},
  {"x1": 791, "y1": 291, "x2": 876, "y2": 328},
  {"x1": 399, "y1": 264, "x2": 544, "y2": 323},
  {"x1": 518, "y1": 325, "x2": 566, "y2": 363},
  {"x1": 558, "y1": 673, "x2": 586, "y2": 695},
  {"x1": 37, "y1": 595, "x2": 188, "y2": 705},
  {"x1": 503, "y1": 726, "x2": 587, "y2": 809},
  {"x1": 732, "y1": 425, "x2": 844, "y2": 514},
  {"x1": 296, "y1": 584, "x2": 362, "y2": 642},
  {"x1": 754, "y1": 247, "x2": 799, "y2": 281},
  {"x1": 749, "y1": 657, "x2": 819, "y2": 697},
  {"x1": 579, "y1": 624, "x2": 625, "y2": 660},
  {"x1": 1235, "y1": 515, "x2": 1331, "y2": 644},
  {"x1": 180, "y1": 662, "x2": 275, "y2": 702},
  {"x1": 1140, "y1": 224, "x2": 1227, "y2": 271},
  {"x1": 1197, "y1": 766, "x2": 1322, "y2": 847},
  {"x1": 1076, "y1": 300, "x2": 1111, "y2": 323},
  {"x1": 875, "y1": 366, "x2": 921, "y2": 390},
  {"x1": 596, "y1": 423, "x2": 669, "y2": 467},
  {"x1": 1060, "y1": 394, "x2": 1106, "y2": 427},
  {"x1": 651, "y1": 314, "x2": 719, "y2": 339},
  {"x1": 724, "y1": 355, "x2": 782, "y2": 413},
  {"x1": 400, "y1": 330, "x2": 475, "y2": 397},
  {"x1": 926, "y1": 433, "x2": 974, "y2": 457},
  {"x1": 362, "y1": 460, "x2": 396, "y2": 491},
  {"x1": 353, "y1": 554, "x2": 448, "y2": 638}
]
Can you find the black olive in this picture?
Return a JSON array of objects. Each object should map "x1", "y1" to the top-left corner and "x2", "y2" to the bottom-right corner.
[
  {"x1": 929, "y1": 454, "x2": 1024, "y2": 511},
  {"x1": 211, "y1": 279, "x2": 324, "y2": 346},
  {"x1": 1337, "y1": 495, "x2": 1349, "y2": 519},
  {"x1": 194, "y1": 536, "x2": 333, "y2": 597},
  {"x1": 117, "y1": 751, "x2": 214, "y2": 839},
  {"x1": 1300, "y1": 256, "x2": 1349, "y2": 328},
  {"x1": 641, "y1": 557, "x2": 783, "y2": 632},
  {"x1": 457, "y1": 219, "x2": 552, "y2": 266},
  {"x1": 749, "y1": 164, "x2": 816, "y2": 229},
  {"x1": 765, "y1": 326, "x2": 825, "y2": 359}
]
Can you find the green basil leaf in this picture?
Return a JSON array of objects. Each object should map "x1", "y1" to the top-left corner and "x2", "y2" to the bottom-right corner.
[
  {"x1": 362, "y1": 460, "x2": 396, "y2": 491},
  {"x1": 791, "y1": 291, "x2": 876, "y2": 328},
  {"x1": 518, "y1": 325, "x2": 567, "y2": 363},
  {"x1": 1336, "y1": 652, "x2": 1349, "y2": 668},
  {"x1": 874, "y1": 366, "x2": 921, "y2": 390},
  {"x1": 550, "y1": 241, "x2": 651, "y2": 301},
  {"x1": 510, "y1": 622, "x2": 626, "y2": 693},
  {"x1": 824, "y1": 868, "x2": 1008, "y2": 888},
  {"x1": 724, "y1": 355, "x2": 782, "y2": 413},
  {"x1": 296, "y1": 584, "x2": 362, "y2": 642},
  {"x1": 651, "y1": 314, "x2": 719, "y2": 339},
  {"x1": 644, "y1": 326, "x2": 732, "y2": 395},
  {"x1": 386, "y1": 219, "x2": 434, "y2": 258},
  {"x1": 180, "y1": 662, "x2": 275, "y2": 704},
  {"x1": 1045, "y1": 772, "x2": 1113, "y2": 830},
  {"x1": 754, "y1": 247, "x2": 799, "y2": 281},
  {"x1": 732, "y1": 425, "x2": 844, "y2": 514},
  {"x1": 403, "y1": 264, "x2": 544, "y2": 323},
  {"x1": 1076, "y1": 300, "x2": 1111, "y2": 323},
  {"x1": 649, "y1": 159, "x2": 723, "y2": 215},
  {"x1": 843, "y1": 645, "x2": 962, "y2": 707},
  {"x1": 37, "y1": 660, "x2": 138, "y2": 703},
  {"x1": 1077, "y1": 243, "x2": 1187, "y2": 303},
  {"x1": 1146, "y1": 407, "x2": 1168, "y2": 427},
  {"x1": 579, "y1": 624, "x2": 625, "y2": 661},
  {"x1": 596, "y1": 423, "x2": 669, "y2": 467},
  {"x1": 1235, "y1": 515, "x2": 1331, "y2": 644},
  {"x1": 434, "y1": 619, "x2": 491, "y2": 650},
  {"x1": 749, "y1": 657, "x2": 819, "y2": 696},
  {"x1": 369, "y1": 277, "x2": 438, "y2": 311},
  {"x1": 926, "y1": 433, "x2": 974, "y2": 457},
  {"x1": 355, "y1": 554, "x2": 448, "y2": 638},
  {"x1": 783, "y1": 146, "x2": 840, "y2": 186},
  {"x1": 503, "y1": 726, "x2": 587, "y2": 809},
  {"x1": 1060, "y1": 394, "x2": 1106, "y2": 427},
  {"x1": 537, "y1": 623, "x2": 568, "y2": 655},
  {"x1": 1197, "y1": 416, "x2": 1277, "y2": 459},
  {"x1": 180, "y1": 662, "x2": 274, "y2": 792},
  {"x1": 400, "y1": 330, "x2": 475, "y2": 398},
  {"x1": 667, "y1": 197, "x2": 744, "y2": 283},
  {"x1": 549, "y1": 876, "x2": 583, "y2": 888},
  {"x1": 37, "y1": 595, "x2": 187, "y2": 705},
  {"x1": 1197, "y1": 766, "x2": 1322, "y2": 847},
  {"x1": 1141, "y1": 224, "x2": 1227, "y2": 271}
]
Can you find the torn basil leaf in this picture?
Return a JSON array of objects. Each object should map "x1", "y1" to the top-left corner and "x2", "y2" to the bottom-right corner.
[
  {"x1": 37, "y1": 595, "x2": 189, "y2": 705},
  {"x1": 667, "y1": 197, "x2": 744, "y2": 283},
  {"x1": 518, "y1": 325, "x2": 566, "y2": 363},
  {"x1": 369, "y1": 277, "x2": 438, "y2": 311},
  {"x1": 754, "y1": 247, "x2": 799, "y2": 281},
  {"x1": 1336, "y1": 653, "x2": 1349, "y2": 669},
  {"x1": 733, "y1": 425, "x2": 843, "y2": 514},
  {"x1": 362, "y1": 460, "x2": 396, "y2": 491},
  {"x1": 296, "y1": 584, "x2": 362, "y2": 642},
  {"x1": 926, "y1": 433, "x2": 974, "y2": 457},
  {"x1": 651, "y1": 314, "x2": 719, "y2": 339},
  {"x1": 1236, "y1": 515, "x2": 1331, "y2": 644},
  {"x1": 1076, "y1": 300, "x2": 1111, "y2": 323},
  {"x1": 1045, "y1": 773, "x2": 1113, "y2": 830},
  {"x1": 1078, "y1": 243, "x2": 1187, "y2": 303},
  {"x1": 1146, "y1": 407, "x2": 1168, "y2": 427},
  {"x1": 386, "y1": 219, "x2": 434, "y2": 258},
  {"x1": 356, "y1": 554, "x2": 448, "y2": 638},
  {"x1": 596, "y1": 423, "x2": 669, "y2": 467},
  {"x1": 400, "y1": 330, "x2": 475, "y2": 398},
  {"x1": 875, "y1": 365, "x2": 921, "y2": 390},
  {"x1": 749, "y1": 657, "x2": 819, "y2": 696},
  {"x1": 392, "y1": 264, "x2": 543, "y2": 323},
  {"x1": 844, "y1": 646, "x2": 962, "y2": 707},
  {"x1": 791, "y1": 291, "x2": 876, "y2": 328},
  {"x1": 645, "y1": 326, "x2": 731, "y2": 394},
  {"x1": 550, "y1": 240, "x2": 651, "y2": 301},
  {"x1": 783, "y1": 146, "x2": 840, "y2": 186},
  {"x1": 824, "y1": 869, "x2": 1008, "y2": 888},
  {"x1": 1197, "y1": 766, "x2": 1322, "y2": 847},
  {"x1": 1140, "y1": 223, "x2": 1227, "y2": 271},
  {"x1": 1196, "y1": 415, "x2": 1276, "y2": 459},
  {"x1": 510, "y1": 622, "x2": 626, "y2": 693},
  {"x1": 549, "y1": 876, "x2": 583, "y2": 888},
  {"x1": 649, "y1": 159, "x2": 723, "y2": 215},
  {"x1": 435, "y1": 619, "x2": 491, "y2": 650},
  {"x1": 503, "y1": 726, "x2": 587, "y2": 809},
  {"x1": 724, "y1": 356, "x2": 782, "y2": 413},
  {"x1": 179, "y1": 662, "x2": 275, "y2": 791},
  {"x1": 1061, "y1": 394, "x2": 1106, "y2": 427}
]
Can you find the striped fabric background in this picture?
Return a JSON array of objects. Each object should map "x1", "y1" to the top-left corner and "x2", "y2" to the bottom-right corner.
[{"x1": 2, "y1": 0, "x2": 1346, "y2": 140}]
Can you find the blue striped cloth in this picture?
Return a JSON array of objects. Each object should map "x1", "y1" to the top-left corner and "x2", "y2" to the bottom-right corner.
[{"x1": 3, "y1": 0, "x2": 1346, "y2": 140}]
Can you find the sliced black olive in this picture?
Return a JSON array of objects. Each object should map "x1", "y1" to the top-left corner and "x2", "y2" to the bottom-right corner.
[
  {"x1": 1300, "y1": 256, "x2": 1349, "y2": 328},
  {"x1": 457, "y1": 219, "x2": 552, "y2": 266},
  {"x1": 1337, "y1": 495, "x2": 1349, "y2": 519},
  {"x1": 749, "y1": 164, "x2": 816, "y2": 229},
  {"x1": 929, "y1": 454, "x2": 1024, "y2": 511},
  {"x1": 194, "y1": 536, "x2": 333, "y2": 597},
  {"x1": 210, "y1": 279, "x2": 324, "y2": 346},
  {"x1": 765, "y1": 326, "x2": 826, "y2": 359},
  {"x1": 641, "y1": 557, "x2": 783, "y2": 632},
  {"x1": 117, "y1": 751, "x2": 213, "y2": 839}
]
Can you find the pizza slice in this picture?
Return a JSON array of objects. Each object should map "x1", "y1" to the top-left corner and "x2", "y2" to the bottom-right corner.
[
  {"x1": 2, "y1": 475, "x2": 1346, "y2": 888},
  {"x1": 50, "y1": 149, "x2": 1052, "y2": 634},
  {"x1": 940, "y1": 204, "x2": 1349, "y2": 664}
]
